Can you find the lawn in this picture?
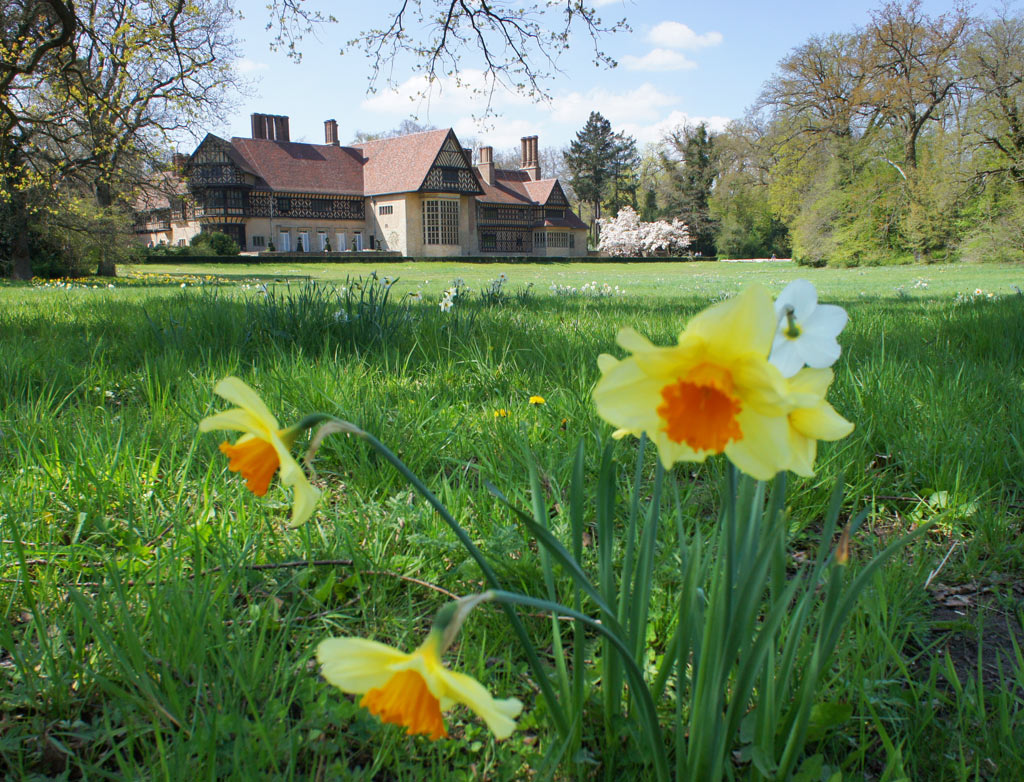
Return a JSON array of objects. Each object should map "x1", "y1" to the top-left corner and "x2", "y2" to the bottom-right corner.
[{"x1": 1, "y1": 260, "x2": 1022, "y2": 780}]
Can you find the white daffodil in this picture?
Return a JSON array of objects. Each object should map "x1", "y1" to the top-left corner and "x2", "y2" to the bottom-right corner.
[{"x1": 769, "y1": 279, "x2": 848, "y2": 378}]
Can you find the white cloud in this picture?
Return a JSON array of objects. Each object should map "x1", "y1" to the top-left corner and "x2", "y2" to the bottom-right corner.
[
  {"x1": 621, "y1": 49, "x2": 697, "y2": 72},
  {"x1": 235, "y1": 58, "x2": 269, "y2": 74},
  {"x1": 621, "y1": 110, "x2": 731, "y2": 145},
  {"x1": 648, "y1": 21, "x2": 723, "y2": 50},
  {"x1": 360, "y1": 71, "x2": 533, "y2": 117},
  {"x1": 548, "y1": 83, "x2": 677, "y2": 127}
]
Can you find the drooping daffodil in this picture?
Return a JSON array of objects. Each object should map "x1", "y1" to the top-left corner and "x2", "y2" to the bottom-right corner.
[
  {"x1": 199, "y1": 376, "x2": 321, "y2": 527},
  {"x1": 593, "y1": 285, "x2": 852, "y2": 480},
  {"x1": 317, "y1": 596, "x2": 522, "y2": 741},
  {"x1": 770, "y1": 279, "x2": 848, "y2": 377}
]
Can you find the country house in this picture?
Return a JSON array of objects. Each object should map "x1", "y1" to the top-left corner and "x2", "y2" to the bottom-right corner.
[{"x1": 134, "y1": 113, "x2": 588, "y2": 258}]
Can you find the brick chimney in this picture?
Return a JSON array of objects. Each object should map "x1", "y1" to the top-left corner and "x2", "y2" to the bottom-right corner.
[
  {"x1": 521, "y1": 135, "x2": 541, "y2": 180},
  {"x1": 251, "y1": 113, "x2": 290, "y2": 142},
  {"x1": 171, "y1": 153, "x2": 188, "y2": 171},
  {"x1": 477, "y1": 146, "x2": 495, "y2": 186},
  {"x1": 324, "y1": 119, "x2": 339, "y2": 146}
]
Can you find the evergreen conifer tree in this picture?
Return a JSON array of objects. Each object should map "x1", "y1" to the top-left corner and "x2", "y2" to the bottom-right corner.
[{"x1": 565, "y1": 111, "x2": 616, "y2": 242}]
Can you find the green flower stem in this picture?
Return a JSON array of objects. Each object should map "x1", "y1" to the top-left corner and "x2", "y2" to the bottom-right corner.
[
  {"x1": 488, "y1": 590, "x2": 671, "y2": 782},
  {"x1": 324, "y1": 418, "x2": 571, "y2": 738}
]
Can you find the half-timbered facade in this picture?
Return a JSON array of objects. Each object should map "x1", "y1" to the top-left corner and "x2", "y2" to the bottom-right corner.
[{"x1": 134, "y1": 114, "x2": 588, "y2": 257}]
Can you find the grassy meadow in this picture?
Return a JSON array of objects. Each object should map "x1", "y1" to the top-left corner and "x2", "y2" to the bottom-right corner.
[{"x1": 1, "y1": 260, "x2": 1023, "y2": 780}]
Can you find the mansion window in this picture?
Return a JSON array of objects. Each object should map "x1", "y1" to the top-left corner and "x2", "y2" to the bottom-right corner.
[
  {"x1": 226, "y1": 190, "x2": 244, "y2": 214},
  {"x1": 480, "y1": 206, "x2": 498, "y2": 220},
  {"x1": 535, "y1": 231, "x2": 573, "y2": 249},
  {"x1": 481, "y1": 232, "x2": 496, "y2": 250},
  {"x1": 252, "y1": 235, "x2": 266, "y2": 247},
  {"x1": 378, "y1": 204, "x2": 393, "y2": 215},
  {"x1": 423, "y1": 199, "x2": 459, "y2": 245},
  {"x1": 276, "y1": 196, "x2": 291, "y2": 214},
  {"x1": 441, "y1": 168, "x2": 459, "y2": 186},
  {"x1": 545, "y1": 208, "x2": 565, "y2": 219}
]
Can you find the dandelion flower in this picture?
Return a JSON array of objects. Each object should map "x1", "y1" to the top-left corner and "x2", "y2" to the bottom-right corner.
[
  {"x1": 594, "y1": 285, "x2": 848, "y2": 480},
  {"x1": 494, "y1": 408, "x2": 509, "y2": 418},
  {"x1": 199, "y1": 377, "x2": 320, "y2": 527},
  {"x1": 769, "y1": 280, "x2": 848, "y2": 377},
  {"x1": 317, "y1": 605, "x2": 522, "y2": 740},
  {"x1": 529, "y1": 395, "x2": 545, "y2": 405}
]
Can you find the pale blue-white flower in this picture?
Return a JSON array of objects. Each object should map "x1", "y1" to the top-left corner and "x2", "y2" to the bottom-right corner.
[{"x1": 770, "y1": 280, "x2": 848, "y2": 377}]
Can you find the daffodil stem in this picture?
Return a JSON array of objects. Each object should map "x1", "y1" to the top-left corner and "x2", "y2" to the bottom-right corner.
[
  {"x1": 343, "y1": 424, "x2": 572, "y2": 738},
  {"x1": 489, "y1": 590, "x2": 671, "y2": 782}
]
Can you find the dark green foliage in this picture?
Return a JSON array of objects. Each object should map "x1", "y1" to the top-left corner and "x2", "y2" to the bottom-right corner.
[
  {"x1": 660, "y1": 123, "x2": 718, "y2": 257},
  {"x1": 190, "y1": 231, "x2": 240, "y2": 256},
  {"x1": 565, "y1": 112, "x2": 617, "y2": 237}
]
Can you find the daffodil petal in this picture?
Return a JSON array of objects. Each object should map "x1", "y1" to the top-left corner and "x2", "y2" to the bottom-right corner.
[
  {"x1": 791, "y1": 402, "x2": 854, "y2": 442},
  {"x1": 597, "y1": 353, "x2": 619, "y2": 373},
  {"x1": 768, "y1": 337, "x2": 804, "y2": 377},
  {"x1": 793, "y1": 333, "x2": 842, "y2": 369},
  {"x1": 803, "y1": 302, "x2": 848, "y2": 339},
  {"x1": 213, "y1": 377, "x2": 282, "y2": 431},
  {"x1": 317, "y1": 638, "x2": 410, "y2": 693},
  {"x1": 726, "y1": 411, "x2": 790, "y2": 480},
  {"x1": 775, "y1": 279, "x2": 818, "y2": 320},
  {"x1": 615, "y1": 327, "x2": 656, "y2": 354},
  {"x1": 438, "y1": 668, "x2": 523, "y2": 741},
  {"x1": 199, "y1": 408, "x2": 270, "y2": 436},
  {"x1": 688, "y1": 285, "x2": 777, "y2": 360}
]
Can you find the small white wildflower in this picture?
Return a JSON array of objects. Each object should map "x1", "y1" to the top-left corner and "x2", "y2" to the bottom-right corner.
[{"x1": 440, "y1": 298, "x2": 453, "y2": 312}]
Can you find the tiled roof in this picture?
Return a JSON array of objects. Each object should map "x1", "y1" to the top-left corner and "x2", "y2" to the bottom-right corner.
[
  {"x1": 352, "y1": 128, "x2": 453, "y2": 195},
  {"x1": 523, "y1": 179, "x2": 558, "y2": 204},
  {"x1": 543, "y1": 214, "x2": 588, "y2": 230},
  {"x1": 229, "y1": 137, "x2": 365, "y2": 195},
  {"x1": 475, "y1": 168, "x2": 537, "y2": 205}
]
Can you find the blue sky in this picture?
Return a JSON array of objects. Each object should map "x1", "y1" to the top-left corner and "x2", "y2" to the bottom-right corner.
[{"x1": 220, "y1": 0, "x2": 964, "y2": 153}]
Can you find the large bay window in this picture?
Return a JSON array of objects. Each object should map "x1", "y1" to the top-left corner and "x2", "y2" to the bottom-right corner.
[{"x1": 423, "y1": 198, "x2": 459, "y2": 245}]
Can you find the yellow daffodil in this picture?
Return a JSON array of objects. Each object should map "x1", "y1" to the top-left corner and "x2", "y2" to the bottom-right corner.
[
  {"x1": 529, "y1": 395, "x2": 546, "y2": 405},
  {"x1": 593, "y1": 285, "x2": 850, "y2": 480},
  {"x1": 199, "y1": 376, "x2": 320, "y2": 527},
  {"x1": 782, "y1": 368, "x2": 855, "y2": 476},
  {"x1": 317, "y1": 629, "x2": 522, "y2": 741}
]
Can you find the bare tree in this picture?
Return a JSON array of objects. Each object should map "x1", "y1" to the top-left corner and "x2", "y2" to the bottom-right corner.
[{"x1": 349, "y1": 1, "x2": 627, "y2": 114}]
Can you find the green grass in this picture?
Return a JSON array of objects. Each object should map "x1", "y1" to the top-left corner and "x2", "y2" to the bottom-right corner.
[{"x1": 1, "y1": 261, "x2": 1023, "y2": 780}]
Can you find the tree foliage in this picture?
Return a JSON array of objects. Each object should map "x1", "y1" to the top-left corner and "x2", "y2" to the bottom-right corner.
[{"x1": 659, "y1": 123, "x2": 719, "y2": 256}]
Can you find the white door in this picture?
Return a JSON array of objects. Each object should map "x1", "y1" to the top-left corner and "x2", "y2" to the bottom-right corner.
[
  {"x1": 336, "y1": 232, "x2": 347, "y2": 251},
  {"x1": 278, "y1": 231, "x2": 290, "y2": 252},
  {"x1": 298, "y1": 231, "x2": 309, "y2": 252},
  {"x1": 318, "y1": 231, "x2": 328, "y2": 251},
  {"x1": 354, "y1": 232, "x2": 363, "y2": 251}
]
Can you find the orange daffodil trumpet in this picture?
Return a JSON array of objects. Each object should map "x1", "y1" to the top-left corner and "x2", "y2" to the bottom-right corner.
[
  {"x1": 199, "y1": 377, "x2": 321, "y2": 527},
  {"x1": 317, "y1": 594, "x2": 523, "y2": 741},
  {"x1": 593, "y1": 285, "x2": 853, "y2": 480}
]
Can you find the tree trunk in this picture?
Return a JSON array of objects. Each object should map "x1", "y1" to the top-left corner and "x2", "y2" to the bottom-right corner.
[
  {"x1": 8, "y1": 190, "x2": 33, "y2": 280},
  {"x1": 94, "y1": 180, "x2": 117, "y2": 277}
]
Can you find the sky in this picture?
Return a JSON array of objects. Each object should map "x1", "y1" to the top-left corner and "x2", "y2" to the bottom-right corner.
[{"x1": 218, "y1": 0, "x2": 968, "y2": 154}]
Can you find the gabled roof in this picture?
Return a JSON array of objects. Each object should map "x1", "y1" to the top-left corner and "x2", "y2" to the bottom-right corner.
[
  {"x1": 352, "y1": 128, "x2": 455, "y2": 195},
  {"x1": 475, "y1": 168, "x2": 537, "y2": 205},
  {"x1": 523, "y1": 179, "x2": 558, "y2": 204},
  {"x1": 229, "y1": 137, "x2": 364, "y2": 195}
]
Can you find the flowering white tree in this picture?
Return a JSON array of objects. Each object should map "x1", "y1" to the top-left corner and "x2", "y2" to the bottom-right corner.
[{"x1": 597, "y1": 206, "x2": 691, "y2": 257}]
